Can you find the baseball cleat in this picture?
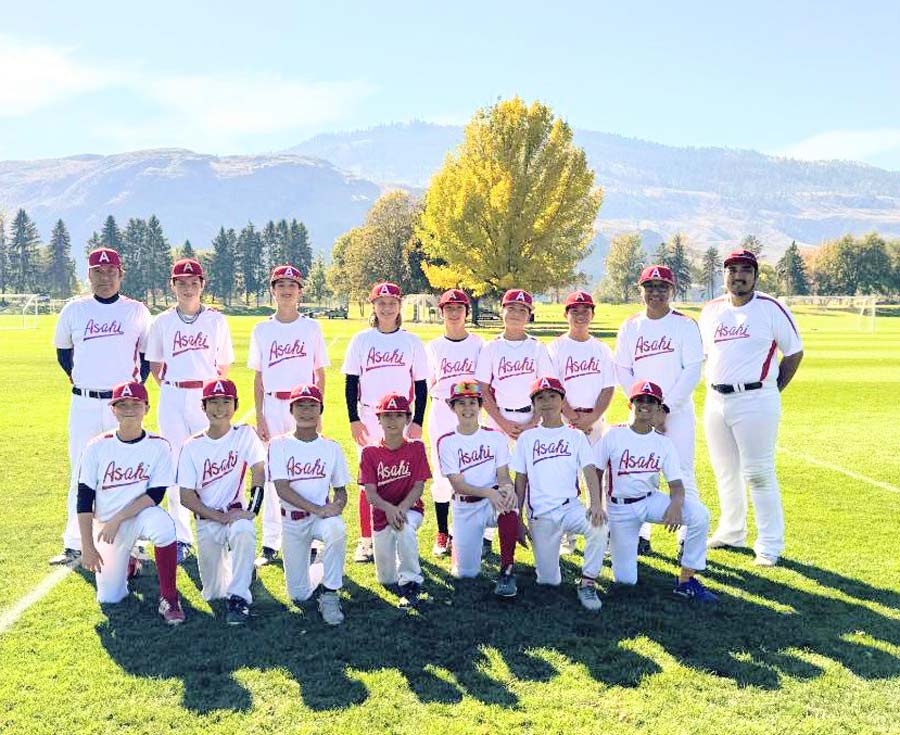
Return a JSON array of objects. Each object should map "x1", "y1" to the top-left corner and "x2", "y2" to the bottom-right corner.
[
  {"x1": 673, "y1": 577, "x2": 718, "y2": 602},
  {"x1": 126, "y1": 556, "x2": 143, "y2": 580},
  {"x1": 255, "y1": 546, "x2": 279, "y2": 568},
  {"x1": 577, "y1": 584, "x2": 603, "y2": 612},
  {"x1": 754, "y1": 553, "x2": 778, "y2": 567},
  {"x1": 225, "y1": 595, "x2": 251, "y2": 625},
  {"x1": 158, "y1": 596, "x2": 186, "y2": 625},
  {"x1": 397, "y1": 582, "x2": 422, "y2": 610},
  {"x1": 707, "y1": 537, "x2": 747, "y2": 550},
  {"x1": 637, "y1": 537, "x2": 652, "y2": 556},
  {"x1": 494, "y1": 569, "x2": 518, "y2": 598},
  {"x1": 353, "y1": 538, "x2": 374, "y2": 564},
  {"x1": 559, "y1": 533, "x2": 577, "y2": 556},
  {"x1": 49, "y1": 548, "x2": 81, "y2": 566},
  {"x1": 317, "y1": 590, "x2": 345, "y2": 625},
  {"x1": 432, "y1": 532, "x2": 451, "y2": 557},
  {"x1": 176, "y1": 542, "x2": 193, "y2": 565}
]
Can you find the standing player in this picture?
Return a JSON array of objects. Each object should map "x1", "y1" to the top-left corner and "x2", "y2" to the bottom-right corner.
[
  {"x1": 359, "y1": 393, "x2": 431, "y2": 609},
  {"x1": 268, "y1": 384, "x2": 350, "y2": 626},
  {"x1": 52, "y1": 247, "x2": 152, "y2": 565},
  {"x1": 510, "y1": 377, "x2": 608, "y2": 611},
  {"x1": 596, "y1": 380, "x2": 717, "y2": 601},
  {"x1": 147, "y1": 258, "x2": 235, "y2": 561},
  {"x1": 614, "y1": 265, "x2": 704, "y2": 556},
  {"x1": 248, "y1": 264, "x2": 329, "y2": 567},
  {"x1": 700, "y1": 249, "x2": 803, "y2": 567},
  {"x1": 177, "y1": 379, "x2": 266, "y2": 625},
  {"x1": 342, "y1": 282, "x2": 429, "y2": 563},
  {"x1": 77, "y1": 381, "x2": 185, "y2": 624},
  {"x1": 436, "y1": 382, "x2": 520, "y2": 597},
  {"x1": 425, "y1": 289, "x2": 483, "y2": 557}
]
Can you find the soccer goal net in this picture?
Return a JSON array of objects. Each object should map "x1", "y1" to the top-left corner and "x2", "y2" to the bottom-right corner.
[
  {"x1": 0, "y1": 293, "x2": 40, "y2": 330},
  {"x1": 781, "y1": 295, "x2": 878, "y2": 332}
]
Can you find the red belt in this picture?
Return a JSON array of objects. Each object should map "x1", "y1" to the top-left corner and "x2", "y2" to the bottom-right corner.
[
  {"x1": 573, "y1": 407, "x2": 594, "y2": 413},
  {"x1": 453, "y1": 493, "x2": 485, "y2": 504},
  {"x1": 166, "y1": 380, "x2": 204, "y2": 389},
  {"x1": 268, "y1": 391, "x2": 293, "y2": 400},
  {"x1": 281, "y1": 507, "x2": 311, "y2": 520}
]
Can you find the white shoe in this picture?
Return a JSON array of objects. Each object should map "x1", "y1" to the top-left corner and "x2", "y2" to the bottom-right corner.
[
  {"x1": 317, "y1": 590, "x2": 345, "y2": 625},
  {"x1": 577, "y1": 584, "x2": 602, "y2": 612},
  {"x1": 754, "y1": 554, "x2": 778, "y2": 567},
  {"x1": 707, "y1": 537, "x2": 746, "y2": 550}
]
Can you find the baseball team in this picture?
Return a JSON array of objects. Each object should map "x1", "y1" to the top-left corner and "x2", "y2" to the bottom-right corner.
[{"x1": 52, "y1": 246, "x2": 803, "y2": 626}]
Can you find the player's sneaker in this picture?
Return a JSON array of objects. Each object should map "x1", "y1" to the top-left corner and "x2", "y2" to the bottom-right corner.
[
  {"x1": 398, "y1": 582, "x2": 421, "y2": 610},
  {"x1": 158, "y1": 596, "x2": 186, "y2": 625},
  {"x1": 317, "y1": 590, "x2": 345, "y2": 626},
  {"x1": 49, "y1": 548, "x2": 81, "y2": 566},
  {"x1": 707, "y1": 537, "x2": 747, "y2": 550},
  {"x1": 255, "y1": 546, "x2": 279, "y2": 568},
  {"x1": 673, "y1": 577, "x2": 718, "y2": 603},
  {"x1": 577, "y1": 584, "x2": 603, "y2": 612},
  {"x1": 754, "y1": 553, "x2": 778, "y2": 567},
  {"x1": 225, "y1": 595, "x2": 251, "y2": 625},
  {"x1": 494, "y1": 569, "x2": 518, "y2": 598},
  {"x1": 353, "y1": 538, "x2": 374, "y2": 563},
  {"x1": 176, "y1": 542, "x2": 193, "y2": 565},
  {"x1": 637, "y1": 537, "x2": 652, "y2": 556},
  {"x1": 559, "y1": 533, "x2": 577, "y2": 556},
  {"x1": 432, "y1": 532, "x2": 451, "y2": 557},
  {"x1": 126, "y1": 556, "x2": 143, "y2": 580}
]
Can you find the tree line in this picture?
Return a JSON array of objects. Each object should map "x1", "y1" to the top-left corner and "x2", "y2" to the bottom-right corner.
[{"x1": 0, "y1": 210, "x2": 78, "y2": 297}]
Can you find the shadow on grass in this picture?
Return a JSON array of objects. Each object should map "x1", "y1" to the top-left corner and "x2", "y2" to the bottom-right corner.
[{"x1": 86, "y1": 548, "x2": 900, "y2": 713}]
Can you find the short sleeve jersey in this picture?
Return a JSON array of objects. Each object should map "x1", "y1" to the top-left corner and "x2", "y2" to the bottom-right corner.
[
  {"x1": 54, "y1": 295, "x2": 151, "y2": 388},
  {"x1": 341, "y1": 328, "x2": 429, "y2": 406},
  {"x1": 547, "y1": 335, "x2": 616, "y2": 409},
  {"x1": 437, "y1": 427, "x2": 510, "y2": 489},
  {"x1": 594, "y1": 425, "x2": 682, "y2": 499},
  {"x1": 79, "y1": 431, "x2": 173, "y2": 522},
  {"x1": 474, "y1": 335, "x2": 554, "y2": 409},
  {"x1": 699, "y1": 292, "x2": 802, "y2": 387},
  {"x1": 426, "y1": 333, "x2": 484, "y2": 399},
  {"x1": 359, "y1": 440, "x2": 431, "y2": 532},
  {"x1": 177, "y1": 425, "x2": 265, "y2": 511},
  {"x1": 510, "y1": 425, "x2": 595, "y2": 517},
  {"x1": 267, "y1": 435, "x2": 351, "y2": 510},
  {"x1": 248, "y1": 316, "x2": 330, "y2": 392},
  {"x1": 146, "y1": 307, "x2": 235, "y2": 382}
]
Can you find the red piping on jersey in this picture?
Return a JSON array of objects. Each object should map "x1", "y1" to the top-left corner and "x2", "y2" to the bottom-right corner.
[
  {"x1": 606, "y1": 459, "x2": 613, "y2": 498},
  {"x1": 760, "y1": 340, "x2": 778, "y2": 381},
  {"x1": 756, "y1": 294, "x2": 800, "y2": 337},
  {"x1": 132, "y1": 343, "x2": 139, "y2": 381},
  {"x1": 435, "y1": 431, "x2": 455, "y2": 458}
]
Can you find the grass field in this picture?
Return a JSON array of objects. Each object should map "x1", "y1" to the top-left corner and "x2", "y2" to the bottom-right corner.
[{"x1": 1, "y1": 304, "x2": 899, "y2": 734}]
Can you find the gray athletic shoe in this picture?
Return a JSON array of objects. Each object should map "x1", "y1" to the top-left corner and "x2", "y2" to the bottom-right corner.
[
  {"x1": 494, "y1": 570, "x2": 518, "y2": 598},
  {"x1": 577, "y1": 585, "x2": 602, "y2": 612},
  {"x1": 637, "y1": 537, "x2": 652, "y2": 556},
  {"x1": 225, "y1": 595, "x2": 251, "y2": 625},
  {"x1": 317, "y1": 590, "x2": 345, "y2": 625},
  {"x1": 754, "y1": 553, "x2": 778, "y2": 567},
  {"x1": 398, "y1": 582, "x2": 421, "y2": 609},
  {"x1": 255, "y1": 546, "x2": 279, "y2": 568},
  {"x1": 49, "y1": 548, "x2": 81, "y2": 566}
]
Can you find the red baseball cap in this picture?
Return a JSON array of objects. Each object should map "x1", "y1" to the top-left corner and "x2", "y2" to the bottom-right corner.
[
  {"x1": 501, "y1": 289, "x2": 534, "y2": 310},
  {"x1": 529, "y1": 376, "x2": 566, "y2": 400},
  {"x1": 724, "y1": 249, "x2": 758, "y2": 269},
  {"x1": 172, "y1": 258, "x2": 204, "y2": 280},
  {"x1": 270, "y1": 264, "x2": 303, "y2": 285},
  {"x1": 375, "y1": 392, "x2": 411, "y2": 414},
  {"x1": 110, "y1": 381, "x2": 149, "y2": 405},
  {"x1": 638, "y1": 265, "x2": 675, "y2": 285},
  {"x1": 289, "y1": 383, "x2": 324, "y2": 406},
  {"x1": 446, "y1": 380, "x2": 482, "y2": 404},
  {"x1": 564, "y1": 290, "x2": 595, "y2": 311},
  {"x1": 369, "y1": 282, "x2": 402, "y2": 302},
  {"x1": 202, "y1": 379, "x2": 237, "y2": 401},
  {"x1": 629, "y1": 380, "x2": 664, "y2": 403},
  {"x1": 438, "y1": 289, "x2": 470, "y2": 308},
  {"x1": 88, "y1": 247, "x2": 121, "y2": 269}
]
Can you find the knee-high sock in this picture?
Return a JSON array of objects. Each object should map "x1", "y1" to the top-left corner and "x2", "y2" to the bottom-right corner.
[
  {"x1": 497, "y1": 511, "x2": 518, "y2": 569},
  {"x1": 155, "y1": 542, "x2": 178, "y2": 604}
]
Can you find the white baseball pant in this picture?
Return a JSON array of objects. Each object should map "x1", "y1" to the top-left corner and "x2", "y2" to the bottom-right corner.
[
  {"x1": 64, "y1": 393, "x2": 116, "y2": 550},
  {"x1": 158, "y1": 384, "x2": 208, "y2": 545},
  {"x1": 450, "y1": 498, "x2": 497, "y2": 578},
  {"x1": 281, "y1": 514, "x2": 346, "y2": 601},
  {"x1": 483, "y1": 407, "x2": 533, "y2": 543},
  {"x1": 529, "y1": 500, "x2": 608, "y2": 586},
  {"x1": 91, "y1": 506, "x2": 176, "y2": 603},
  {"x1": 704, "y1": 387, "x2": 784, "y2": 559},
  {"x1": 372, "y1": 510, "x2": 424, "y2": 586},
  {"x1": 195, "y1": 517, "x2": 256, "y2": 603},
  {"x1": 426, "y1": 399, "x2": 457, "y2": 503},
  {"x1": 608, "y1": 491, "x2": 710, "y2": 585},
  {"x1": 260, "y1": 394, "x2": 295, "y2": 550}
]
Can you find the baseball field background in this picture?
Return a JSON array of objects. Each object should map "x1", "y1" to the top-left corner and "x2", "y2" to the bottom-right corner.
[{"x1": 1, "y1": 304, "x2": 899, "y2": 734}]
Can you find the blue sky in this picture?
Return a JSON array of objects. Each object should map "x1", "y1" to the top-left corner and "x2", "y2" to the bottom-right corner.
[{"x1": 2, "y1": 1, "x2": 899, "y2": 168}]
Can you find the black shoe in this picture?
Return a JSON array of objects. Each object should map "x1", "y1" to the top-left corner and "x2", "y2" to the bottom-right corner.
[
  {"x1": 49, "y1": 548, "x2": 81, "y2": 566},
  {"x1": 398, "y1": 582, "x2": 421, "y2": 609},
  {"x1": 637, "y1": 537, "x2": 652, "y2": 556},
  {"x1": 225, "y1": 595, "x2": 251, "y2": 625},
  {"x1": 255, "y1": 546, "x2": 279, "y2": 567},
  {"x1": 494, "y1": 569, "x2": 518, "y2": 598},
  {"x1": 482, "y1": 537, "x2": 493, "y2": 554}
]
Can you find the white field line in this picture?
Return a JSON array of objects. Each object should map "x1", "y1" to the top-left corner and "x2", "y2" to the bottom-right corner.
[
  {"x1": 0, "y1": 566, "x2": 72, "y2": 634},
  {"x1": 778, "y1": 447, "x2": 900, "y2": 494}
]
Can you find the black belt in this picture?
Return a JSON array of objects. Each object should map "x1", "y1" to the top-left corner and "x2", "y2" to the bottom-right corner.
[
  {"x1": 573, "y1": 407, "x2": 594, "y2": 413},
  {"x1": 609, "y1": 493, "x2": 652, "y2": 505},
  {"x1": 72, "y1": 386, "x2": 113, "y2": 399},
  {"x1": 453, "y1": 493, "x2": 485, "y2": 504},
  {"x1": 502, "y1": 405, "x2": 532, "y2": 414},
  {"x1": 711, "y1": 382, "x2": 763, "y2": 394},
  {"x1": 281, "y1": 507, "x2": 311, "y2": 520}
]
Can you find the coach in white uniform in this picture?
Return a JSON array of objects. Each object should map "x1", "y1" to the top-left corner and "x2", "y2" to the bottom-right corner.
[
  {"x1": 699, "y1": 249, "x2": 803, "y2": 566},
  {"x1": 52, "y1": 247, "x2": 151, "y2": 565}
]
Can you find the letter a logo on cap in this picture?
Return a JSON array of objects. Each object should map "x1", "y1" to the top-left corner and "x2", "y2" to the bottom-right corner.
[
  {"x1": 387, "y1": 397, "x2": 398, "y2": 409},
  {"x1": 214, "y1": 381, "x2": 224, "y2": 393},
  {"x1": 99, "y1": 250, "x2": 110, "y2": 263},
  {"x1": 577, "y1": 292, "x2": 586, "y2": 302},
  {"x1": 285, "y1": 267, "x2": 295, "y2": 277},
  {"x1": 301, "y1": 385, "x2": 311, "y2": 395},
  {"x1": 380, "y1": 285, "x2": 391, "y2": 296},
  {"x1": 184, "y1": 262, "x2": 193, "y2": 272},
  {"x1": 642, "y1": 381, "x2": 652, "y2": 393},
  {"x1": 122, "y1": 384, "x2": 132, "y2": 397},
  {"x1": 650, "y1": 268, "x2": 661, "y2": 280},
  {"x1": 515, "y1": 291, "x2": 526, "y2": 302}
]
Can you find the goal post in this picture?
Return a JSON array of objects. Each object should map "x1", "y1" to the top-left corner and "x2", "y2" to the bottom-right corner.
[
  {"x1": 0, "y1": 294, "x2": 40, "y2": 330},
  {"x1": 781, "y1": 295, "x2": 878, "y2": 333}
]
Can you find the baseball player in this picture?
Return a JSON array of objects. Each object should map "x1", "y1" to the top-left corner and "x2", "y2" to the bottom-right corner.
[
  {"x1": 510, "y1": 377, "x2": 608, "y2": 611},
  {"x1": 177, "y1": 379, "x2": 265, "y2": 625},
  {"x1": 52, "y1": 247, "x2": 152, "y2": 566},
  {"x1": 614, "y1": 265, "x2": 704, "y2": 557},
  {"x1": 268, "y1": 384, "x2": 350, "y2": 626},
  {"x1": 699, "y1": 249, "x2": 803, "y2": 567},
  {"x1": 147, "y1": 258, "x2": 235, "y2": 562},
  {"x1": 596, "y1": 380, "x2": 717, "y2": 601},
  {"x1": 359, "y1": 393, "x2": 431, "y2": 609},
  {"x1": 342, "y1": 282, "x2": 428, "y2": 564},
  {"x1": 248, "y1": 264, "x2": 330, "y2": 567},
  {"x1": 436, "y1": 381, "x2": 521, "y2": 597},
  {"x1": 425, "y1": 289, "x2": 483, "y2": 557},
  {"x1": 77, "y1": 381, "x2": 185, "y2": 624}
]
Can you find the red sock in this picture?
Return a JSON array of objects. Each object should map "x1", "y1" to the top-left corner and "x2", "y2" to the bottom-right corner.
[
  {"x1": 358, "y1": 490, "x2": 372, "y2": 539},
  {"x1": 155, "y1": 542, "x2": 178, "y2": 604},
  {"x1": 497, "y1": 511, "x2": 518, "y2": 569}
]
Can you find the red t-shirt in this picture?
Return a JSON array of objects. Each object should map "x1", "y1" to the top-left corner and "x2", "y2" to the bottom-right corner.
[{"x1": 359, "y1": 439, "x2": 431, "y2": 532}]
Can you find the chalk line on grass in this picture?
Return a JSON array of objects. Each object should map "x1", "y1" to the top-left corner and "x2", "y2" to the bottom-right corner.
[
  {"x1": 779, "y1": 447, "x2": 900, "y2": 494},
  {"x1": 0, "y1": 566, "x2": 72, "y2": 634}
]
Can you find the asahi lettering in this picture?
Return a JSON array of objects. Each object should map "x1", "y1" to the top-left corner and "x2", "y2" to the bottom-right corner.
[
  {"x1": 634, "y1": 335, "x2": 674, "y2": 361},
  {"x1": 564, "y1": 355, "x2": 603, "y2": 379},
  {"x1": 173, "y1": 330, "x2": 210, "y2": 357},
  {"x1": 617, "y1": 449, "x2": 661, "y2": 475},
  {"x1": 457, "y1": 444, "x2": 495, "y2": 471},
  {"x1": 532, "y1": 439, "x2": 571, "y2": 464},
  {"x1": 376, "y1": 459, "x2": 411, "y2": 487},
  {"x1": 440, "y1": 356, "x2": 475, "y2": 380},
  {"x1": 286, "y1": 456, "x2": 327, "y2": 480},
  {"x1": 366, "y1": 347, "x2": 406, "y2": 371},
  {"x1": 714, "y1": 323, "x2": 751, "y2": 342},
  {"x1": 268, "y1": 339, "x2": 308, "y2": 367},
  {"x1": 201, "y1": 451, "x2": 238, "y2": 487},
  {"x1": 497, "y1": 355, "x2": 535, "y2": 381},
  {"x1": 102, "y1": 461, "x2": 150, "y2": 489},
  {"x1": 84, "y1": 319, "x2": 124, "y2": 341}
]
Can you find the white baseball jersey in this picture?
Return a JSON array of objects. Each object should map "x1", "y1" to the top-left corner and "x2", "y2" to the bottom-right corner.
[
  {"x1": 547, "y1": 335, "x2": 616, "y2": 409},
  {"x1": 437, "y1": 427, "x2": 510, "y2": 488},
  {"x1": 510, "y1": 425, "x2": 595, "y2": 516},
  {"x1": 248, "y1": 316, "x2": 330, "y2": 392},
  {"x1": 594, "y1": 425, "x2": 682, "y2": 499},
  {"x1": 699, "y1": 292, "x2": 802, "y2": 387},
  {"x1": 146, "y1": 307, "x2": 234, "y2": 381},
  {"x1": 79, "y1": 432, "x2": 173, "y2": 522},
  {"x1": 176, "y1": 425, "x2": 266, "y2": 511},
  {"x1": 475, "y1": 336, "x2": 553, "y2": 409},
  {"x1": 341, "y1": 328, "x2": 428, "y2": 405},
  {"x1": 54, "y1": 296, "x2": 151, "y2": 388},
  {"x1": 426, "y1": 333, "x2": 484, "y2": 399},
  {"x1": 267, "y1": 435, "x2": 351, "y2": 510}
]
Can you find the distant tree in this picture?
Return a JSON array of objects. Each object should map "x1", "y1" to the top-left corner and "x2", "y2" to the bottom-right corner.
[
  {"x1": 775, "y1": 241, "x2": 809, "y2": 296},
  {"x1": 144, "y1": 215, "x2": 172, "y2": 306},
  {"x1": 261, "y1": 221, "x2": 279, "y2": 281},
  {"x1": 596, "y1": 232, "x2": 643, "y2": 303},
  {"x1": 306, "y1": 253, "x2": 329, "y2": 303},
  {"x1": 85, "y1": 231, "x2": 103, "y2": 257},
  {"x1": 667, "y1": 233, "x2": 692, "y2": 300},
  {"x1": 756, "y1": 263, "x2": 778, "y2": 295},
  {"x1": 700, "y1": 247, "x2": 721, "y2": 300},
  {"x1": 740, "y1": 234, "x2": 764, "y2": 258},
  {"x1": 326, "y1": 229, "x2": 371, "y2": 313},
  {"x1": 178, "y1": 239, "x2": 196, "y2": 260},
  {"x1": 8, "y1": 209, "x2": 42, "y2": 292},
  {"x1": 274, "y1": 219, "x2": 291, "y2": 265},
  {"x1": 856, "y1": 232, "x2": 893, "y2": 295},
  {"x1": 121, "y1": 219, "x2": 148, "y2": 300},
  {"x1": 653, "y1": 242, "x2": 671, "y2": 268},
  {"x1": 807, "y1": 233, "x2": 893, "y2": 295},
  {"x1": 287, "y1": 220, "x2": 313, "y2": 276},
  {"x1": 0, "y1": 213, "x2": 8, "y2": 293},
  {"x1": 208, "y1": 227, "x2": 237, "y2": 306},
  {"x1": 45, "y1": 220, "x2": 77, "y2": 297},
  {"x1": 101, "y1": 215, "x2": 123, "y2": 252},
  {"x1": 237, "y1": 222, "x2": 264, "y2": 305}
]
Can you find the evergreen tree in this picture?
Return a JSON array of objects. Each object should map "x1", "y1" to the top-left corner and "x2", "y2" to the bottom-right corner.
[
  {"x1": 85, "y1": 231, "x2": 103, "y2": 258},
  {"x1": 122, "y1": 219, "x2": 148, "y2": 300},
  {"x1": 775, "y1": 241, "x2": 809, "y2": 296},
  {"x1": 740, "y1": 234, "x2": 764, "y2": 257},
  {"x1": 9, "y1": 209, "x2": 42, "y2": 292},
  {"x1": 236, "y1": 223, "x2": 264, "y2": 305},
  {"x1": 667, "y1": 233, "x2": 693, "y2": 300},
  {"x1": 208, "y1": 228, "x2": 238, "y2": 305},
  {"x1": 178, "y1": 239, "x2": 196, "y2": 260},
  {"x1": 275, "y1": 219, "x2": 291, "y2": 265},
  {"x1": 145, "y1": 215, "x2": 172, "y2": 306},
  {"x1": 0, "y1": 213, "x2": 8, "y2": 293},
  {"x1": 46, "y1": 219, "x2": 77, "y2": 297},
  {"x1": 306, "y1": 253, "x2": 329, "y2": 303},
  {"x1": 101, "y1": 215, "x2": 123, "y2": 252},
  {"x1": 288, "y1": 219, "x2": 313, "y2": 276},
  {"x1": 261, "y1": 220, "x2": 278, "y2": 278},
  {"x1": 700, "y1": 247, "x2": 721, "y2": 300},
  {"x1": 653, "y1": 241, "x2": 671, "y2": 268}
]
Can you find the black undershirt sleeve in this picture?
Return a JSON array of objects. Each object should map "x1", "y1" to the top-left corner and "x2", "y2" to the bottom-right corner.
[
  {"x1": 412, "y1": 379, "x2": 428, "y2": 426},
  {"x1": 345, "y1": 374, "x2": 361, "y2": 422},
  {"x1": 57, "y1": 348, "x2": 74, "y2": 378},
  {"x1": 146, "y1": 486, "x2": 166, "y2": 505},
  {"x1": 139, "y1": 353, "x2": 151, "y2": 383},
  {"x1": 76, "y1": 483, "x2": 96, "y2": 514}
]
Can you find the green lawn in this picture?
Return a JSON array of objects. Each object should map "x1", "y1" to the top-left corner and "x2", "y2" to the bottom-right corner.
[{"x1": 1, "y1": 305, "x2": 899, "y2": 734}]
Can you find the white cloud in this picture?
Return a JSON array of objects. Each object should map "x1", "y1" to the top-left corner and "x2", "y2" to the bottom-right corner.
[{"x1": 776, "y1": 129, "x2": 900, "y2": 165}]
